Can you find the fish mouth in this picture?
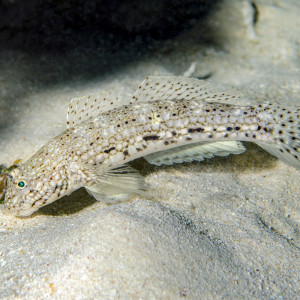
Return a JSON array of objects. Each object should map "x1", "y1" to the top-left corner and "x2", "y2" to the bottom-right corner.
[
  {"x1": 3, "y1": 203, "x2": 35, "y2": 217},
  {"x1": 0, "y1": 174, "x2": 9, "y2": 204},
  {"x1": 13, "y1": 209, "x2": 35, "y2": 218}
]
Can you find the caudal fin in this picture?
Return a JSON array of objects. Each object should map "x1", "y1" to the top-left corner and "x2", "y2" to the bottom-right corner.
[{"x1": 256, "y1": 104, "x2": 300, "y2": 169}]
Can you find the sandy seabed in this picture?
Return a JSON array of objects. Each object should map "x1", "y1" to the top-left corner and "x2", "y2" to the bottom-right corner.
[{"x1": 0, "y1": 0, "x2": 299, "y2": 299}]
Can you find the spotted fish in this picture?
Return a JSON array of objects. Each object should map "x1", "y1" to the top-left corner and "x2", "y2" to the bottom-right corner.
[{"x1": 3, "y1": 76, "x2": 300, "y2": 217}]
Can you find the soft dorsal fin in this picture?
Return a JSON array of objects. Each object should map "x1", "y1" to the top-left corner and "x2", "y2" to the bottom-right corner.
[
  {"x1": 133, "y1": 76, "x2": 243, "y2": 104},
  {"x1": 67, "y1": 91, "x2": 125, "y2": 129},
  {"x1": 144, "y1": 141, "x2": 246, "y2": 166}
]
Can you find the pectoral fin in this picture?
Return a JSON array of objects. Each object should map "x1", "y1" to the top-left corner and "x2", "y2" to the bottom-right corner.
[
  {"x1": 144, "y1": 141, "x2": 246, "y2": 166},
  {"x1": 85, "y1": 165, "x2": 146, "y2": 202}
]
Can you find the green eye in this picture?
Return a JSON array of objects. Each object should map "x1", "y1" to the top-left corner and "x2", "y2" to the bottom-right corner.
[
  {"x1": 18, "y1": 181, "x2": 25, "y2": 188},
  {"x1": 16, "y1": 180, "x2": 27, "y2": 189}
]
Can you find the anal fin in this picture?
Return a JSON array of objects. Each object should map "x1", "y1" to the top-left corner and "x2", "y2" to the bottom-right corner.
[{"x1": 144, "y1": 141, "x2": 246, "y2": 166}]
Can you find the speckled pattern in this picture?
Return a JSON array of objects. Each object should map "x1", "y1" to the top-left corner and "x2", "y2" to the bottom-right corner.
[{"x1": 3, "y1": 76, "x2": 300, "y2": 217}]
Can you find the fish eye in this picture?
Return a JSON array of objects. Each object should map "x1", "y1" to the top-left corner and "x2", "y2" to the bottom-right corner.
[{"x1": 16, "y1": 180, "x2": 27, "y2": 190}]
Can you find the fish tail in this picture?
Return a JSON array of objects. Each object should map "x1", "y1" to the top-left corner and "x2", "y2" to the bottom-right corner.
[{"x1": 255, "y1": 103, "x2": 300, "y2": 169}]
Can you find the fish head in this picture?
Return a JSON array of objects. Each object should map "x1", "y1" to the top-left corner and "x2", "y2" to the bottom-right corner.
[{"x1": 3, "y1": 166, "x2": 68, "y2": 217}]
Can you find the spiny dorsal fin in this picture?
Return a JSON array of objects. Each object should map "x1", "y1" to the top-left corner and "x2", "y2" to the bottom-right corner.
[
  {"x1": 67, "y1": 91, "x2": 124, "y2": 129},
  {"x1": 144, "y1": 141, "x2": 246, "y2": 166},
  {"x1": 133, "y1": 76, "x2": 243, "y2": 104}
]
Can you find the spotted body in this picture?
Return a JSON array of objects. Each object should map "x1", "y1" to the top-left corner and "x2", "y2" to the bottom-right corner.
[{"x1": 3, "y1": 76, "x2": 300, "y2": 217}]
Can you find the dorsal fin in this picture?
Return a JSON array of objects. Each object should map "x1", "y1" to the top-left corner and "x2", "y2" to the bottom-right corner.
[
  {"x1": 67, "y1": 76, "x2": 245, "y2": 129},
  {"x1": 67, "y1": 91, "x2": 125, "y2": 128},
  {"x1": 133, "y1": 76, "x2": 243, "y2": 104}
]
